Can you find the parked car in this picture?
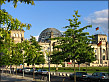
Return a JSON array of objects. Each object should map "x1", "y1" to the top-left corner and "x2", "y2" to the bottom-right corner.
[
  {"x1": 29, "y1": 69, "x2": 38, "y2": 74},
  {"x1": 70, "y1": 72, "x2": 88, "y2": 81},
  {"x1": 37, "y1": 69, "x2": 48, "y2": 75},
  {"x1": 17, "y1": 69, "x2": 23, "y2": 73},
  {"x1": 16, "y1": 68, "x2": 20, "y2": 72},
  {"x1": 23, "y1": 67, "x2": 31, "y2": 74},
  {"x1": 88, "y1": 72, "x2": 109, "y2": 82}
]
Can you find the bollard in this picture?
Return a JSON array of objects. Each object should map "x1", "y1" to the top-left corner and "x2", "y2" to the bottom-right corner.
[
  {"x1": 53, "y1": 72, "x2": 56, "y2": 75},
  {"x1": 59, "y1": 73, "x2": 62, "y2": 76},
  {"x1": 62, "y1": 73, "x2": 66, "y2": 76}
]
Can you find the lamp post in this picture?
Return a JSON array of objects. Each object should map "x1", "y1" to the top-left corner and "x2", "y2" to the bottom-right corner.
[
  {"x1": 48, "y1": 31, "x2": 53, "y2": 82},
  {"x1": 23, "y1": 51, "x2": 24, "y2": 77},
  {"x1": 10, "y1": 57, "x2": 11, "y2": 74},
  {"x1": 48, "y1": 41, "x2": 51, "y2": 82}
]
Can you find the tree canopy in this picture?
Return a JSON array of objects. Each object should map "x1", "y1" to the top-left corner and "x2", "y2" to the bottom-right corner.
[
  {"x1": 51, "y1": 10, "x2": 95, "y2": 64},
  {"x1": 0, "y1": 0, "x2": 36, "y2": 67},
  {"x1": 50, "y1": 10, "x2": 95, "y2": 82}
]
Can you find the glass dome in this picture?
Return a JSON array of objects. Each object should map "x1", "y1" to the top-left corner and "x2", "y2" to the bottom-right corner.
[{"x1": 38, "y1": 28, "x2": 62, "y2": 42}]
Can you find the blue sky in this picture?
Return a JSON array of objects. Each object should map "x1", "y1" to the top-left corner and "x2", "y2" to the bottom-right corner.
[{"x1": 1, "y1": 1, "x2": 108, "y2": 40}]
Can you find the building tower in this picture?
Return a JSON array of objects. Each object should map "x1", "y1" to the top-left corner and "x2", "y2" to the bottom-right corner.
[
  {"x1": 10, "y1": 29, "x2": 25, "y2": 44},
  {"x1": 91, "y1": 34, "x2": 108, "y2": 67}
]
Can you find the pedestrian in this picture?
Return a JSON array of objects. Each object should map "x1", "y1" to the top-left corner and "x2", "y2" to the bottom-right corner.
[{"x1": 13, "y1": 68, "x2": 15, "y2": 74}]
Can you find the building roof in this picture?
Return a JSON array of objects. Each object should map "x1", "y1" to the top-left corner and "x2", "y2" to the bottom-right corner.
[
  {"x1": 94, "y1": 34, "x2": 107, "y2": 36},
  {"x1": 10, "y1": 29, "x2": 25, "y2": 32},
  {"x1": 38, "y1": 28, "x2": 62, "y2": 42}
]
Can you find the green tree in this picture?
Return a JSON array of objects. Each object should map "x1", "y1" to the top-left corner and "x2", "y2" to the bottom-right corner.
[
  {"x1": 11, "y1": 43, "x2": 23, "y2": 75},
  {"x1": 0, "y1": 0, "x2": 34, "y2": 71},
  {"x1": 51, "y1": 50, "x2": 64, "y2": 72},
  {"x1": 21, "y1": 36, "x2": 44, "y2": 79},
  {"x1": 76, "y1": 42, "x2": 95, "y2": 72},
  {"x1": 0, "y1": 0, "x2": 34, "y2": 54},
  {"x1": 23, "y1": 37, "x2": 45, "y2": 66},
  {"x1": 0, "y1": 31, "x2": 14, "y2": 72},
  {"x1": 1, "y1": 0, "x2": 35, "y2": 8},
  {"x1": 0, "y1": 0, "x2": 34, "y2": 66},
  {"x1": 51, "y1": 10, "x2": 95, "y2": 82},
  {"x1": 29, "y1": 36, "x2": 45, "y2": 64},
  {"x1": 29, "y1": 36, "x2": 41, "y2": 51}
]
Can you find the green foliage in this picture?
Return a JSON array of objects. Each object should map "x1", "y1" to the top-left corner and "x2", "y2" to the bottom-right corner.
[
  {"x1": 37, "y1": 55, "x2": 45, "y2": 64},
  {"x1": 11, "y1": 43, "x2": 24, "y2": 65},
  {"x1": 51, "y1": 50, "x2": 64, "y2": 64},
  {"x1": 0, "y1": 30, "x2": 13, "y2": 66},
  {"x1": 0, "y1": 9, "x2": 32, "y2": 38},
  {"x1": 0, "y1": 0, "x2": 34, "y2": 67},
  {"x1": 23, "y1": 36, "x2": 45, "y2": 65},
  {"x1": 29, "y1": 36, "x2": 41, "y2": 51},
  {"x1": 29, "y1": 36, "x2": 45, "y2": 64},
  {"x1": 51, "y1": 10, "x2": 95, "y2": 65},
  {"x1": 1, "y1": 0, "x2": 35, "y2": 8}
]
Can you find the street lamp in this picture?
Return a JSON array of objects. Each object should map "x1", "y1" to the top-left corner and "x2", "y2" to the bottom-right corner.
[
  {"x1": 22, "y1": 50, "x2": 25, "y2": 77},
  {"x1": 46, "y1": 40, "x2": 51, "y2": 82},
  {"x1": 10, "y1": 56, "x2": 11, "y2": 74},
  {"x1": 48, "y1": 31, "x2": 53, "y2": 82},
  {"x1": 48, "y1": 42, "x2": 51, "y2": 82}
]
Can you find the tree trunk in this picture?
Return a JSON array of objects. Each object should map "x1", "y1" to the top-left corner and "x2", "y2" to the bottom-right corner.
[
  {"x1": 86, "y1": 63, "x2": 87, "y2": 73},
  {"x1": 74, "y1": 59, "x2": 76, "y2": 82},
  {"x1": 5, "y1": 66, "x2": 6, "y2": 74},
  {"x1": 10, "y1": 64, "x2": 11, "y2": 74},
  {"x1": 6, "y1": 66, "x2": 7, "y2": 74},
  {"x1": 16, "y1": 65, "x2": 17, "y2": 77},
  {"x1": 78, "y1": 64, "x2": 80, "y2": 71},
  {"x1": 33, "y1": 65, "x2": 35, "y2": 80},
  {"x1": 56, "y1": 64, "x2": 58, "y2": 75},
  {"x1": 8, "y1": 65, "x2": 9, "y2": 74},
  {"x1": 2, "y1": 65, "x2": 3, "y2": 73}
]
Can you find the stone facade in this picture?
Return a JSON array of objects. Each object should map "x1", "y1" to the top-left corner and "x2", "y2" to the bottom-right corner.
[
  {"x1": 38, "y1": 33, "x2": 109, "y2": 67},
  {"x1": 10, "y1": 30, "x2": 25, "y2": 43},
  {"x1": 10, "y1": 29, "x2": 109, "y2": 67},
  {"x1": 90, "y1": 34, "x2": 108, "y2": 67}
]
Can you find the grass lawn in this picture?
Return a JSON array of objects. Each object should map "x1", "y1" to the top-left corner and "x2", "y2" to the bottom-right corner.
[
  {"x1": 43, "y1": 67, "x2": 109, "y2": 73},
  {"x1": 49, "y1": 69, "x2": 108, "y2": 73}
]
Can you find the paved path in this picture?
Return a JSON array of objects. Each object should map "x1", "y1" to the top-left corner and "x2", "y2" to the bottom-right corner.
[{"x1": 1, "y1": 73, "x2": 35, "y2": 81}]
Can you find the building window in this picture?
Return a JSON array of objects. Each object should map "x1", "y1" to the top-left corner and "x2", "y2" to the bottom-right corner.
[
  {"x1": 104, "y1": 38, "x2": 105, "y2": 40},
  {"x1": 95, "y1": 50, "x2": 96, "y2": 53},
  {"x1": 100, "y1": 38, "x2": 101, "y2": 40},
  {"x1": 13, "y1": 33, "x2": 16, "y2": 37},
  {"x1": 103, "y1": 49, "x2": 105, "y2": 53},
  {"x1": 16, "y1": 33, "x2": 19, "y2": 37},
  {"x1": 103, "y1": 56, "x2": 105, "y2": 60},
  {"x1": 102, "y1": 38, "x2": 103, "y2": 40},
  {"x1": 95, "y1": 55, "x2": 97, "y2": 59},
  {"x1": 105, "y1": 62, "x2": 107, "y2": 64},
  {"x1": 20, "y1": 33, "x2": 22, "y2": 37}
]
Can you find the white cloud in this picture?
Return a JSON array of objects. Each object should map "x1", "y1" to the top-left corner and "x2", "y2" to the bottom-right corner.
[
  {"x1": 84, "y1": 9, "x2": 108, "y2": 33},
  {"x1": 25, "y1": 36, "x2": 39, "y2": 41},
  {"x1": 94, "y1": 9, "x2": 108, "y2": 18},
  {"x1": 34, "y1": 35, "x2": 39, "y2": 41}
]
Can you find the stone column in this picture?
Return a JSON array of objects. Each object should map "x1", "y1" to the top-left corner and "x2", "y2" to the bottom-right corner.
[{"x1": 97, "y1": 47, "x2": 100, "y2": 64}]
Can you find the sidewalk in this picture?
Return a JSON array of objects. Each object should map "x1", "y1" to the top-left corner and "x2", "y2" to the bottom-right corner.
[{"x1": 1, "y1": 73, "x2": 42, "y2": 82}]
